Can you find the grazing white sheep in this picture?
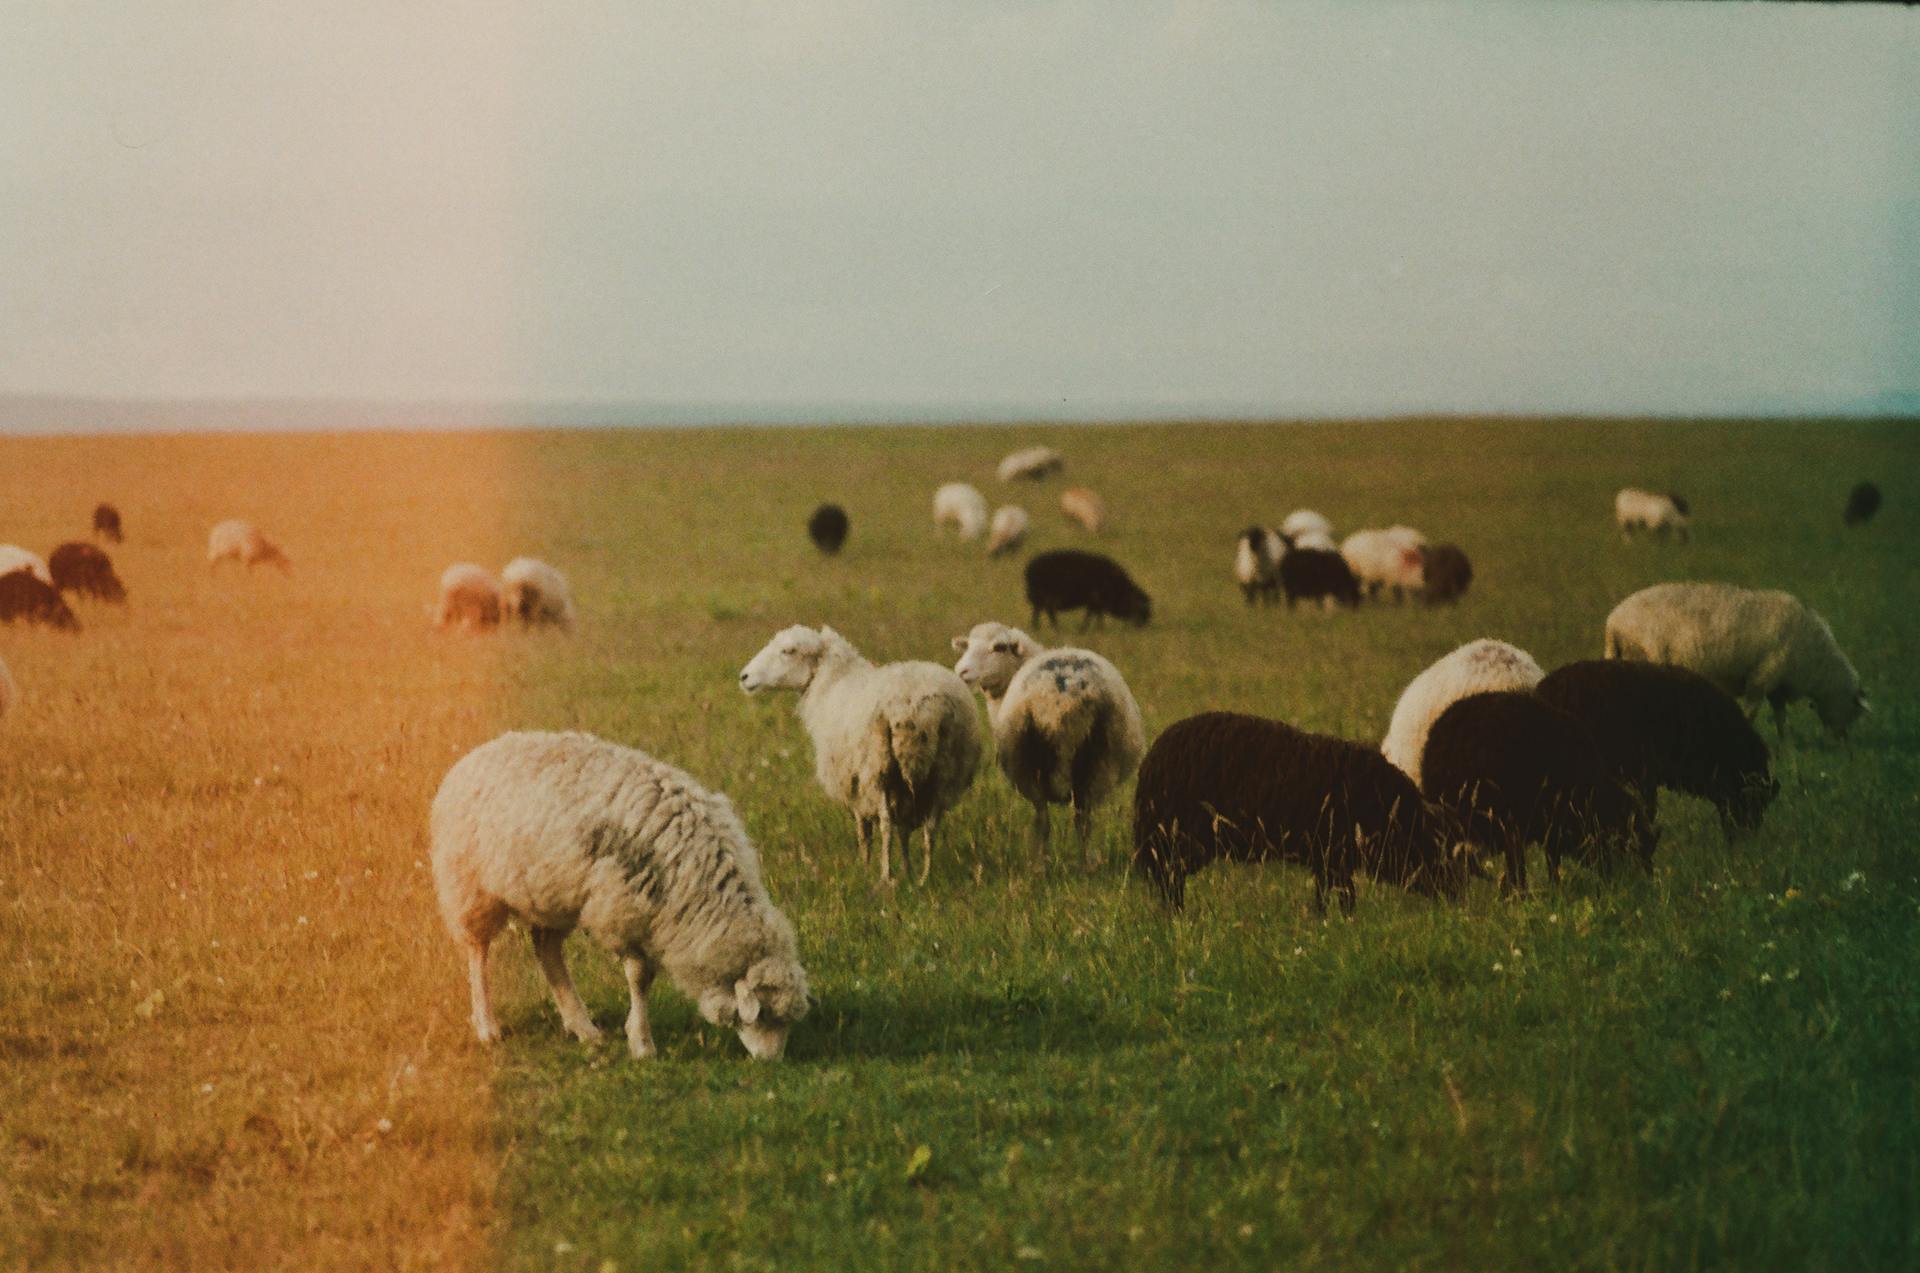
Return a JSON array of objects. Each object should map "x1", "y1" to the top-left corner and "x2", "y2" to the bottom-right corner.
[
  {"x1": 0, "y1": 545, "x2": 53, "y2": 587},
  {"x1": 1060, "y1": 486, "x2": 1107, "y2": 533},
  {"x1": 1381, "y1": 638, "x2": 1545, "y2": 787},
  {"x1": 1288, "y1": 528, "x2": 1338, "y2": 551},
  {"x1": 987, "y1": 505, "x2": 1031, "y2": 557},
  {"x1": 1614, "y1": 488, "x2": 1690, "y2": 542},
  {"x1": 206, "y1": 519, "x2": 290, "y2": 571},
  {"x1": 952, "y1": 622, "x2": 1145, "y2": 852},
  {"x1": 740, "y1": 625, "x2": 983, "y2": 884},
  {"x1": 1281, "y1": 509, "x2": 1334, "y2": 542},
  {"x1": 998, "y1": 446, "x2": 1065, "y2": 482},
  {"x1": 1232, "y1": 527, "x2": 1286, "y2": 605},
  {"x1": 933, "y1": 483, "x2": 989, "y2": 540},
  {"x1": 1341, "y1": 526, "x2": 1427, "y2": 601},
  {"x1": 434, "y1": 563, "x2": 502, "y2": 632},
  {"x1": 431, "y1": 731, "x2": 810, "y2": 1060},
  {"x1": 500, "y1": 557, "x2": 575, "y2": 630},
  {"x1": 1604, "y1": 581, "x2": 1865, "y2": 738},
  {"x1": 0, "y1": 653, "x2": 14, "y2": 722}
]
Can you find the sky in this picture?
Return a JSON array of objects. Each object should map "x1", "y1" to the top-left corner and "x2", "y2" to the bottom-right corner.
[{"x1": 2, "y1": 1, "x2": 1916, "y2": 426}]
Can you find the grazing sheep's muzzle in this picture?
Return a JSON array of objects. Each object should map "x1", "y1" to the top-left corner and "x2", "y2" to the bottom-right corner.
[{"x1": 738, "y1": 1022, "x2": 789, "y2": 1061}]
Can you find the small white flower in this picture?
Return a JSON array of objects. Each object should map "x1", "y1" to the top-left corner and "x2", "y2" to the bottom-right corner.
[
  {"x1": 1492, "y1": 962, "x2": 1504, "y2": 973},
  {"x1": 296, "y1": 916, "x2": 309, "y2": 926},
  {"x1": 1548, "y1": 913, "x2": 1559, "y2": 924},
  {"x1": 376, "y1": 1118, "x2": 393, "y2": 1134},
  {"x1": 1759, "y1": 972, "x2": 1773, "y2": 985}
]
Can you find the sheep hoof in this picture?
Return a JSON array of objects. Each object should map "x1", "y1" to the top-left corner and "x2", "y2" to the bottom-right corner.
[
  {"x1": 472, "y1": 1020, "x2": 502, "y2": 1045},
  {"x1": 627, "y1": 1041, "x2": 656, "y2": 1060},
  {"x1": 566, "y1": 1020, "x2": 603, "y2": 1043}
]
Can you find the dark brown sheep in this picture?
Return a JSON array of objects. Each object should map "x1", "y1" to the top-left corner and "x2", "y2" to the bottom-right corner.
[
  {"x1": 49, "y1": 542, "x2": 127, "y2": 603},
  {"x1": 1419, "y1": 543, "x2": 1472, "y2": 605},
  {"x1": 93, "y1": 503, "x2": 123, "y2": 543},
  {"x1": 1025, "y1": 550, "x2": 1151, "y2": 630},
  {"x1": 0, "y1": 569, "x2": 80, "y2": 631}
]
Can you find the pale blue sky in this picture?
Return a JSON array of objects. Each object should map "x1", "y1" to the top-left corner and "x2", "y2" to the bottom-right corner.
[{"x1": 2, "y1": 1, "x2": 1915, "y2": 424}]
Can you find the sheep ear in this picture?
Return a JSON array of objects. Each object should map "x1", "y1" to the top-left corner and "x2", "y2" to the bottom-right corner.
[
  {"x1": 951, "y1": 636, "x2": 970, "y2": 652},
  {"x1": 698, "y1": 986, "x2": 737, "y2": 1026},
  {"x1": 734, "y1": 979, "x2": 762, "y2": 1025}
]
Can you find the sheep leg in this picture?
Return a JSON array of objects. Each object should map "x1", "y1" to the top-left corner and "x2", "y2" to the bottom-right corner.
[
  {"x1": 622, "y1": 955, "x2": 657, "y2": 1059},
  {"x1": 530, "y1": 926, "x2": 602, "y2": 1042},
  {"x1": 917, "y1": 820, "x2": 936, "y2": 885},
  {"x1": 464, "y1": 940, "x2": 502, "y2": 1044},
  {"x1": 1768, "y1": 689, "x2": 1792, "y2": 741},
  {"x1": 855, "y1": 815, "x2": 873, "y2": 866},
  {"x1": 1072, "y1": 802, "x2": 1095, "y2": 856},
  {"x1": 876, "y1": 810, "x2": 895, "y2": 884}
]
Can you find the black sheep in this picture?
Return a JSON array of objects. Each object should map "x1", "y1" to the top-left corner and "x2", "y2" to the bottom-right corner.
[
  {"x1": 49, "y1": 541, "x2": 127, "y2": 603},
  {"x1": 1025, "y1": 549, "x2": 1151, "y2": 630},
  {"x1": 1419, "y1": 543, "x2": 1472, "y2": 605},
  {"x1": 1279, "y1": 544, "x2": 1360, "y2": 608},
  {"x1": 807, "y1": 504, "x2": 849, "y2": 555},
  {"x1": 1132, "y1": 710, "x2": 1464, "y2": 913},
  {"x1": 1420, "y1": 691, "x2": 1654, "y2": 893},
  {"x1": 1844, "y1": 481, "x2": 1881, "y2": 527},
  {"x1": 0, "y1": 569, "x2": 80, "y2": 631},
  {"x1": 1536, "y1": 660, "x2": 1776, "y2": 841},
  {"x1": 93, "y1": 503, "x2": 123, "y2": 543},
  {"x1": 1668, "y1": 493, "x2": 1691, "y2": 517}
]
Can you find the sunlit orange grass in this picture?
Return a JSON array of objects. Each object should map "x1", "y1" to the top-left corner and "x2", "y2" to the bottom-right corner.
[{"x1": 0, "y1": 431, "x2": 525, "y2": 1269}]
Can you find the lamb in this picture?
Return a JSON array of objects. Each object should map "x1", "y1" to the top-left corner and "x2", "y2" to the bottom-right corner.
[
  {"x1": 1060, "y1": 486, "x2": 1107, "y2": 533},
  {"x1": 1603, "y1": 581, "x2": 1866, "y2": 739},
  {"x1": 998, "y1": 446, "x2": 1065, "y2": 482},
  {"x1": 0, "y1": 545, "x2": 52, "y2": 587},
  {"x1": 206, "y1": 519, "x2": 290, "y2": 571},
  {"x1": 1280, "y1": 544, "x2": 1361, "y2": 609},
  {"x1": 434, "y1": 563, "x2": 503, "y2": 632},
  {"x1": 933, "y1": 482, "x2": 989, "y2": 540},
  {"x1": 0, "y1": 653, "x2": 14, "y2": 721},
  {"x1": 950, "y1": 622, "x2": 1146, "y2": 851},
  {"x1": 500, "y1": 557, "x2": 574, "y2": 630},
  {"x1": 93, "y1": 503, "x2": 123, "y2": 543},
  {"x1": 431, "y1": 731, "x2": 810, "y2": 1060},
  {"x1": 1418, "y1": 543, "x2": 1472, "y2": 605},
  {"x1": 48, "y1": 542, "x2": 127, "y2": 603},
  {"x1": 1380, "y1": 638, "x2": 1545, "y2": 787},
  {"x1": 1536, "y1": 660, "x2": 1777, "y2": 840},
  {"x1": 1614, "y1": 488, "x2": 1690, "y2": 542},
  {"x1": 1844, "y1": 482, "x2": 1881, "y2": 527},
  {"x1": 807, "y1": 504, "x2": 849, "y2": 554},
  {"x1": 1131, "y1": 711, "x2": 1466, "y2": 913},
  {"x1": 1341, "y1": 526, "x2": 1427, "y2": 601},
  {"x1": 1420, "y1": 691, "x2": 1655, "y2": 893},
  {"x1": 0, "y1": 569, "x2": 80, "y2": 631},
  {"x1": 1025, "y1": 549, "x2": 1151, "y2": 629},
  {"x1": 1281, "y1": 509, "x2": 1334, "y2": 543},
  {"x1": 1232, "y1": 527, "x2": 1285, "y2": 605},
  {"x1": 740, "y1": 625, "x2": 983, "y2": 884},
  {"x1": 986, "y1": 505, "x2": 1030, "y2": 557}
]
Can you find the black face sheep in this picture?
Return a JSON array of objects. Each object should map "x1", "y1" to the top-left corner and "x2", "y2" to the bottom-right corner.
[
  {"x1": 1844, "y1": 482, "x2": 1881, "y2": 527},
  {"x1": 1536, "y1": 660, "x2": 1777, "y2": 841},
  {"x1": 48, "y1": 542, "x2": 127, "y2": 603},
  {"x1": 0, "y1": 569, "x2": 80, "y2": 631},
  {"x1": 1420, "y1": 691, "x2": 1655, "y2": 894},
  {"x1": 807, "y1": 504, "x2": 849, "y2": 554},
  {"x1": 93, "y1": 503, "x2": 123, "y2": 543},
  {"x1": 1419, "y1": 543, "x2": 1472, "y2": 605},
  {"x1": 1279, "y1": 544, "x2": 1361, "y2": 609},
  {"x1": 1233, "y1": 527, "x2": 1283, "y2": 605},
  {"x1": 1025, "y1": 549, "x2": 1151, "y2": 630},
  {"x1": 1131, "y1": 711, "x2": 1466, "y2": 914},
  {"x1": 500, "y1": 557, "x2": 574, "y2": 630}
]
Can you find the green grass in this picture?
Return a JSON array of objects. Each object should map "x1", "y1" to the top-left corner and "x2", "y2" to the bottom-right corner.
[{"x1": 473, "y1": 420, "x2": 1914, "y2": 1270}]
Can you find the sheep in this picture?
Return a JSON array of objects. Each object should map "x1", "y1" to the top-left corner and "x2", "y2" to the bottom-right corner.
[
  {"x1": 0, "y1": 653, "x2": 14, "y2": 721},
  {"x1": 998, "y1": 446, "x2": 1065, "y2": 482},
  {"x1": 93, "y1": 503, "x2": 123, "y2": 543},
  {"x1": 986, "y1": 505, "x2": 1030, "y2": 557},
  {"x1": 933, "y1": 482, "x2": 989, "y2": 540},
  {"x1": 433, "y1": 563, "x2": 503, "y2": 632},
  {"x1": 1381, "y1": 638, "x2": 1545, "y2": 787},
  {"x1": 1603, "y1": 581, "x2": 1866, "y2": 739},
  {"x1": 1340, "y1": 526, "x2": 1426, "y2": 601},
  {"x1": 1288, "y1": 527, "x2": 1338, "y2": 552},
  {"x1": 430, "y1": 731, "x2": 810, "y2": 1060},
  {"x1": 1281, "y1": 509, "x2": 1334, "y2": 543},
  {"x1": 1280, "y1": 544, "x2": 1361, "y2": 609},
  {"x1": 1232, "y1": 527, "x2": 1285, "y2": 605},
  {"x1": 207, "y1": 519, "x2": 290, "y2": 571},
  {"x1": 1025, "y1": 549, "x2": 1151, "y2": 630},
  {"x1": 807, "y1": 504, "x2": 849, "y2": 554},
  {"x1": 740, "y1": 625, "x2": 983, "y2": 885},
  {"x1": 950, "y1": 622, "x2": 1146, "y2": 852},
  {"x1": 0, "y1": 545, "x2": 52, "y2": 587},
  {"x1": 1614, "y1": 488, "x2": 1690, "y2": 542},
  {"x1": 0, "y1": 569, "x2": 79, "y2": 631},
  {"x1": 1060, "y1": 486, "x2": 1107, "y2": 533},
  {"x1": 1537, "y1": 660, "x2": 1777, "y2": 841},
  {"x1": 1420, "y1": 691, "x2": 1654, "y2": 893},
  {"x1": 500, "y1": 557, "x2": 574, "y2": 630},
  {"x1": 1844, "y1": 482, "x2": 1881, "y2": 527},
  {"x1": 1418, "y1": 543, "x2": 1472, "y2": 605},
  {"x1": 48, "y1": 542, "x2": 127, "y2": 603},
  {"x1": 1131, "y1": 711, "x2": 1465, "y2": 914}
]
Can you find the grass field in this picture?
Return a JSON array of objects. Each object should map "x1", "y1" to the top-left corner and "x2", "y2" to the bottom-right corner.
[{"x1": 2, "y1": 419, "x2": 1916, "y2": 1270}]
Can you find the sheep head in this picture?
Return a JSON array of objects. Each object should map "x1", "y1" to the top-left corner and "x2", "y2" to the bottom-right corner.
[
  {"x1": 740, "y1": 625, "x2": 841, "y2": 694},
  {"x1": 951, "y1": 622, "x2": 1041, "y2": 697},
  {"x1": 698, "y1": 957, "x2": 811, "y2": 1060}
]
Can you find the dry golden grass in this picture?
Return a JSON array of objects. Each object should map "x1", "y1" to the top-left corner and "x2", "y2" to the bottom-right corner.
[{"x1": 0, "y1": 431, "x2": 523, "y2": 1270}]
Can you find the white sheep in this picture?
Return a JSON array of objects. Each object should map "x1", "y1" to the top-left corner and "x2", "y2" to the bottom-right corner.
[
  {"x1": 500, "y1": 557, "x2": 575, "y2": 630},
  {"x1": 1604, "y1": 581, "x2": 1865, "y2": 738},
  {"x1": 951, "y1": 622, "x2": 1145, "y2": 852},
  {"x1": 1281, "y1": 509, "x2": 1334, "y2": 542},
  {"x1": 206, "y1": 519, "x2": 290, "y2": 571},
  {"x1": 0, "y1": 545, "x2": 53, "y2": 587},
  {"x1": 998, "y1": 446, "x2": 1065, "y2": 482},
  {"x1": 1341, "y1": 525, "x2": 1427, "y2": 601},
  {"x1": 933, "y1": 482, "x2": 990, "y2": 541},
  {"x1": 987, "y1": 505, "x2": 1031, "y2": 557},
  {"x1": 431, "y1": 731, "x2": 810, "y2": 1060},
  {"x1": 434, "y1": 563, "x2": 502, "y2": 631},
  {"x1": 740, "y1": 625, "x2": 983, "y2": 884},
  {"x1": 1289, "y1": 528, "x2": 1338, "y2": 552},
  {"x1": 1381, "y1": 637, "x2": 1545, "y2": 787},
  {"x1": 1232, "y1": 527, "x2": 1286, "y2": 604},
  {"x1": 1060, "y1": 486, "x2": 1107, "y2": 533},
  {"x1": 1614, "y1": 488, "x2": 1691, "y2": 542},
  {"x1": 0, "y1": 653, "x2": 14, "y2": 722}
]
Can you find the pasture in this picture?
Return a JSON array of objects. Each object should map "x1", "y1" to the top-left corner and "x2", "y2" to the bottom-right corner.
[{"x1": 1, "y1": 419, "x2": 1915, "y2": 1270}]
